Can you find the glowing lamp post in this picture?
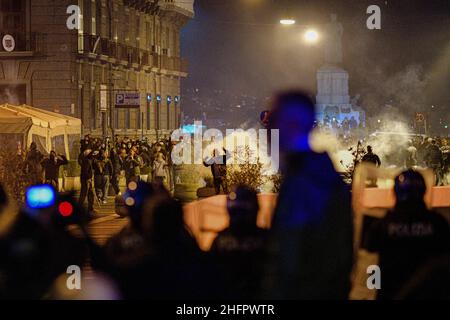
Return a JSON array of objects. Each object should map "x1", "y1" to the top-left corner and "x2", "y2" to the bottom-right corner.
[
  {"x1": 304, "y1": 29, "x2": 319, "y2": 43},
  {"x1": 280, "y1": 18, "x2": 296, "y2": 25}
]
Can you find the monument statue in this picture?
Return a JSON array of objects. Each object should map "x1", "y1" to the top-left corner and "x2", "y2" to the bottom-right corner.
[
  {"x1": 324, "y1": 14, "x2": 343, "y2": 64},
  {"x1": 316, "y1": 15, "x2": 364, "y2": 126}
]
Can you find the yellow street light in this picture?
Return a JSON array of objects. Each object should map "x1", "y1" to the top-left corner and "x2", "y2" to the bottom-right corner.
[
  {"x1": 280, "y1": 18, "x2": 296, "y2": 25},
  {"x1": 304, "y1": 29, "x2": 319, "y2": 43}
]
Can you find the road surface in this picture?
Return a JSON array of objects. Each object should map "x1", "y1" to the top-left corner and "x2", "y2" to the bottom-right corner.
[{"x1": 83, "y1": 197, "x2": 128, "y2": 245}]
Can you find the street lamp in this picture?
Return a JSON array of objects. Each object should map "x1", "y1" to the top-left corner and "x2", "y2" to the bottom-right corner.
[
  {"x1": 280, "y1": 18, "x2": 296, "y2": 25},
  {"x1": 304, "y1": 29, "x2": 319, "y2": 43}
]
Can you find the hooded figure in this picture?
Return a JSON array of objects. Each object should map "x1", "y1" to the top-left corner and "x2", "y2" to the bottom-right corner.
[
  {"x1": 263, "y1": 91, "x2": 353, "y2": 299},
  {"x1": 26, "y1": 142, "x2": 44, "y2": 184}
]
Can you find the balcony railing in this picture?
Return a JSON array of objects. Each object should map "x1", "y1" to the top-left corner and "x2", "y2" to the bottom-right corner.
[
  {"x1": 0, "y1": 32, "x2": 46, "y2": 54},
  {"x1": 77, "y1": 34, "x2": 186, "y2": 72},
  {"x1": 160, "y1": 0, "x2": 194, "y2": 17},
  {"x1": 161, "y1": 55, "x2": 189, "y2": 73},
  {"x1": 122, "y1": 0, "x2": 194, "y2": 17}
]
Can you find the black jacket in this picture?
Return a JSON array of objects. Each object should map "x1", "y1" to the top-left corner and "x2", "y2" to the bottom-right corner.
[
  {"x1": 425, "y1": 144, "x2": 443, "y2": 166},
  {"x1": 362, "y1": 152, "x2": 381, "y2": 167},
  {"x1": 41, "y1": 156, "x2": 68, "y2": 180},
  {"x1": 203, "y1": 152, "x2": 229, "y2": 179},
  {"x1": 78, "y1": 152, "x2": 94, "y2": 180},
  {"x1": 93, "y1": 157, "x2": 113, "y2": 176},
  {"x1": 365, "y1": 203, "x2": 449, "y2": 300},
  {"x1": 264, "y1": 151, "x2": 354, "y2": 299},
  {"x1": 210, "y1": 224, "x2": 268, "y2": 299},
  {"x1": 110, "y1": 149, "x2": 122, "y2": 174}
]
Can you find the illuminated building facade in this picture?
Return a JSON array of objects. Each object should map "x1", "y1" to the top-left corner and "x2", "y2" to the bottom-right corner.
[{"x1": 0, "y1": 0, "x2": 194, "y2": 138}]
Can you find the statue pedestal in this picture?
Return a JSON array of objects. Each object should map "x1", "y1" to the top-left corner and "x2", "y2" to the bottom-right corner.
[
  {"x1": 316, "y1": 64, "x2": 350, "y2": 106},
  {"x1": 315, "y1": 64, "x2": 361, "y2": 123}
]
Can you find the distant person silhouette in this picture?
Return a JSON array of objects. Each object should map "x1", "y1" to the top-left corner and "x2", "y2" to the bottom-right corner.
[
  {"x1": 210, "y1": 185, "x2": 268, "y2": 299},
  {"x1": 41, "y1": 151, "x2": 68, "y2": 190},
  {"x1": 364, "y1": 170, "x2": 449, "y2": 300},
  {"x1": 264, "y1": 90, "x2": 353, "y2": 299},
  {"x1": 25, "y1": 142, "x2": 44, "y2": 185},
  {"x1": 425, "y1": 140, "x2": 444, "y2": 185},
  {"x1": 203, "y1": 148, "x2": 230, "y2": 194},
  {"x1": 361, "y1": 146, "x2": 381, "y2": 167},
  {"x1": 361, "y1": 146, "x2": 381, "y2": 187}
]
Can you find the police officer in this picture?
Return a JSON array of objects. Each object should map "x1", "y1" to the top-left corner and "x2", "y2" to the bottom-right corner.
[
  {"x1": 364, "y1": 169, "x2": 449, "y2": 300},
  {"x1": 210, "y1": 185, "x2": 268, "y2": 299}
]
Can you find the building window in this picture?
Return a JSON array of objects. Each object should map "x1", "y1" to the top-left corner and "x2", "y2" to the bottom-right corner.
[
  {"x1": 77, "y1": 0, "x2": 84, "y2": 52},
  {"x1": 118, "y1": 109, "x2": 125, "y2": 129},
  {"x1": 90, "y1": 0, "x2": 96, "y2": 35},
  {"x1": 146, "y1": 100, "x2": 151, "y2": 130},
  {"x1": 123, "y1": 12, "x2": 130, "y2": 43},
  {"x1": 0, "y1": 84, "x2": 26, "y2": 104},
  {"x1": 0, "y1": 0, "x2": 26, "y2": 49},
  {"x1": 135, "y1": 14, "x2": 140, "y2": 48},
  {"x1": 173, "y1": 28, "x2": 179, "y2": 56},
  {"x1": 136, "y1": 110, "x2": 141, "y2": 129},
  {"x1": 112, "y1": 6, "x2": 118, "y2": 42},
  {"x1": 125, "y1": 109, "x2": 130, "y2": 129},
  {"x1": 166, "y1": 27, "x2": 170, "y2": 56},
  {"x1": 90, "y1": 90, "x2": 96, "y2": 129},
  {"x1": 129, "y1": 109, "x2": 136, "y2": 129},
  {"x1": 114, "y1": 109, "x2": 119, "y2": 129},
  {"x1": 146, "y1": 21, "x2": 152, "y2": 49},
  {"x1": 95, "y1": 0, "x2": 102, "y2": 37}
]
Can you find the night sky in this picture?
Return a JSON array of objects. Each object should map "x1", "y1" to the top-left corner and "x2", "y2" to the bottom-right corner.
[{"x1": 181, "y1": 0, "x2": 449, "y2": 125}]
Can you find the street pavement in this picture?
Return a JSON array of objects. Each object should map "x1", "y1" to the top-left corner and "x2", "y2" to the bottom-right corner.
[
  {"x1": 67, "y1": 197, "x2": 128, "y2": 283},
  {"x1": 87, "y1": 198, "x2": 128, "y2": 245}
]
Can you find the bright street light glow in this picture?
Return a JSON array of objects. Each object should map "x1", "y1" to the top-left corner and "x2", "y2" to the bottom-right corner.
[
  {"x1": 280, "y1": 19, "x2": 296, "y2": 25},
  {"x1": 304, "y1": 29, "x2": 319, "y2": 43}
]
